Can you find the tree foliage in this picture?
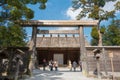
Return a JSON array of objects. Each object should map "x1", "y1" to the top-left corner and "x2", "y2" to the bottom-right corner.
[
  {"x1": 0, "y1": 0, "x2": 47, "y2": 48},
  {"x1": 91, "y1": 27, "x2": 99, "y2": 40},
  {"x1": 72, "y1": 0, "x2": 120, "y2": 46},
  {"x1": 0, "y1": 0, "x2": 47, "y2": 24},
  {"x1": 72, "y1": 0, "x2": 119, "y2": 20},
  {"x1": 91, "y1": 38, "x2": 98, "y2": 46},
  {"x1": 91, "y1": 26, "x2": 106, "y2": 45},
  {"x1": 0, "y1": 24, "x2": 27, "y2": 48},
  {"x1": 103, "y1": 20, "x2": 120, "y2": 46},
  {"x1": 0, "y1": 26, "x2": 8, "y2": 47}
]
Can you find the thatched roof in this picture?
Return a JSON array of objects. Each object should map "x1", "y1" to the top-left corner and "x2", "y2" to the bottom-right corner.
[{"x1": 30, "y1": 36, "x2": 90, "y2": 48}]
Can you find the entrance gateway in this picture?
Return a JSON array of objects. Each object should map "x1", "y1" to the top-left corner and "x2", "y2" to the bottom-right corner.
[{"x1": 17, "y1": 20, "x2": 98, "y2": 75}]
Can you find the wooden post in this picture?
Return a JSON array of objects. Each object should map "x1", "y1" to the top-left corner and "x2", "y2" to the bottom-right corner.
[
  {"x1": 33, "y1": 26, "x2": 37, "y2": 68},
  {"x1": 14, "y1": 60, "x2": 20, "y2": 80},
  {"x1": 28, "y1": 26, "x2": 37, "y2": 75},
  {"x1": 93, "y1": 49, "x2": 101, "y2": 79},
  {"x1": 102, "y1": 47, "x2": 108, "y2": 75},
  {"x1": 96, "y1": 58, "x2": 101, "y2": 79},
  {"x1": 110, "y1": 58, "x2": 114, "y2": 80},
  {"x1": 109, "y1": 52, "x2": 114, "y2": 80},
  {"x1": 79, "y1": 26, "x2": 88, "y2": 76}
]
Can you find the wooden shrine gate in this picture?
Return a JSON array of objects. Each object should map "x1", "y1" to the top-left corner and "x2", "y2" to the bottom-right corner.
[{"x1": 17, "y1": 20, "x2": 99, "y2": 76}]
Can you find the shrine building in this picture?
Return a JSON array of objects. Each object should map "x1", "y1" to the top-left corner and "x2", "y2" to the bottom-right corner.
[{"x1": 18, "y1": 20, "x2": 120, "y2": 73}]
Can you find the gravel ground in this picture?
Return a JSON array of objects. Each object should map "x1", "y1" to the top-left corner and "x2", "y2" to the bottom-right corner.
[{"x1": 20, "y1": 67, "x2": 120, "y2": 80}]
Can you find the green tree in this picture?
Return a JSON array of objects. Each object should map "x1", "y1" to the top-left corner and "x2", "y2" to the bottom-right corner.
[
  {"x1": 72, "y1": 0, "x2": 120, "y2": 46},
  {"x1": 91, "y1": 27, "x2": 99, "y2": 45},
  {"x1": 0, "y1": 0, "x2": 48, "y2": 77},
  {"x1": 0, "y1": 0, "x2": 47, "y2": 23},
  {"x1": 0, "y1": 0, "x2": 47, "y2": 48},
  {"x1": 103, "y1": 20, "x2": 120, "y2": 46},
  {"x1": 91, "y1": 26, "x2": 106, "y2": 45},
  {"x1": 0, "y1": 26, "x2": 8, "y2": 48},
  {"x1": 0, "y1": 24, "x2": 27, "y2": 48},
  {"x1": 8, "y1": 24, "x2": 27, "y2": 46}
]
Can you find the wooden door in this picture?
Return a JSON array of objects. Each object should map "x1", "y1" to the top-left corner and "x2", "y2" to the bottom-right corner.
[{"x1": 54, "y1": 54, "x2": 63, "y2": 65}]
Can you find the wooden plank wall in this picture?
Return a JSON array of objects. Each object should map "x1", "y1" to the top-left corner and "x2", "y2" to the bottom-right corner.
[{"x1": 87, "y1": 48, "x2": 120, "y2": 72}]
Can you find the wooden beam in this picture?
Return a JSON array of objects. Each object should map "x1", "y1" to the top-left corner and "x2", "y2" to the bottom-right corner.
[
  {"x1": 37, "y1": 30, "x2": 79, "y2": 34},
  {"x1": 16, "y1": 20, "x2": 99, "y2": 27},
  {"x1": 85, "y1": 46, "x2": 120, "y2": 50}
]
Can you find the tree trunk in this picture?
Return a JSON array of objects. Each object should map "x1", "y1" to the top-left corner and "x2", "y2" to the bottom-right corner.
[
  {"x1": 97, "y1": 21, "x2": 102, "y2": 46},
  {"x1": 98, "y1": 29, "x2": 102, "y2": 46}
]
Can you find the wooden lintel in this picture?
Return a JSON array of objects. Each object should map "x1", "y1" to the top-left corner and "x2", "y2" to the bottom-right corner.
[
  {"x1": 37, "y1": 30, "x2": 79, "y2": 34},
  {"x1": 16, "y1": 20, "x2": 99, "y2": 27}
]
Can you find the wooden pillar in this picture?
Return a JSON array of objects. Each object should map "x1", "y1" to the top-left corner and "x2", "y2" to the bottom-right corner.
[
  {"x1": 96, "y1": 59, "x2": 101, "y2": 79},
  {"x1": 79, "y1": 26, "x2": 88, "y2": 76},
  {"x1": 32, "y1": 26, "x2": 37, "y2": 59},
  {"x1": 28, "y1": 26, "x2": 37, "y2": 75},
  {"x1": 102, "y1": 47, "x2": 108, "y2": 75},
  {"x1": 14, "y1": 58, "x2": 20, "y2": 80}
]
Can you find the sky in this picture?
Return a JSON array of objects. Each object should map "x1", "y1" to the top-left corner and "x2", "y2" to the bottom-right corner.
[
  {"x1": 26, "y1": 0, "x2": 120, "y2": 42},
  {"x1": 27, "y1": 0, "x2": 72, "y2": 20}
]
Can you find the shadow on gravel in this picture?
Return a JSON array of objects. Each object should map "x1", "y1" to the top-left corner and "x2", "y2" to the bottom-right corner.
[{"x1": 21, "y1": 69, "x2": 64, "y2": 80}]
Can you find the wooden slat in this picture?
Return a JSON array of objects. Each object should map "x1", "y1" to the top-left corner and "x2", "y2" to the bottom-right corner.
[{"x1": 16, "y1": 20, "x2": 99, "y2": 27}]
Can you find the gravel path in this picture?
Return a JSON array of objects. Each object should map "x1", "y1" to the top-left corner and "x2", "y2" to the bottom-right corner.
[{"x1": 22, "y1": 67, "x2": 98, "y2": 80}]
